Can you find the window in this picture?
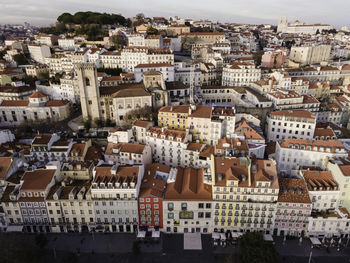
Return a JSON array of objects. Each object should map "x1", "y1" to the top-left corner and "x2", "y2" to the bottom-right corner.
[
  {"x1": 168, "y1": 203, "x2": 174, "y2": 211},
  {"x1": 181, "y1": 203, "x2": 187, "y2": 211},
  {"x1": 168, "y1": 213, "x2": 174, "y2": 219},
  {"x1": 198, "y1": 203, "x2": 204, "y2": 209}
]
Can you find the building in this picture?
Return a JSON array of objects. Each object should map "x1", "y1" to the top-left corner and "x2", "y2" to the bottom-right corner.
[
  {"x1": 19, "y1": 166, "x2": 60, "y2": 232},
  {"x1": 212, "y1": 157, "x2": 279, "y2": 234},
  {"x1": 275, "y1": 139, "x2": 348, "y2": 174},
  {"x1": 132, "y1": 120, "x2": 154, "y2": 144},
  {"x1": 275, "y1": 177, "x2": 312, "y2": 237},
  {"x1": 0, "y1": 91, "x2": 70, "y2": 127},
  {"x1": 277, "y1": 18, "x2": 333, "y2": 34},
  {"x1": 163, "y1": 167, "x2": 213, "y2": 233},
  {"x1": 301, "y1": 170, "x2": 340, "y2": 212},
  {"x1": 222, "y1": 62, "x2": 261, "y2": 87},
  {"x1": 91, "y1": 165, "x2": 143, "y2": 232},
  {"x1": 289, "y1": 45, "x2": 331, "y2": 65},
  {"x1": 138, "y1": 163, "x2": 174, "y2": 231},
  {"x1": 46, "y1": 182, "x2": 94, "y2": 233},
  {"x1": 28, "y1": 44, "x2": 51, "y2": 64},
  {"x1": 266, "y1": 110, "x2": 316, "y2": 142},
  {"x1": 104, "y1": 142, "x2": 152, "y2": 165}
]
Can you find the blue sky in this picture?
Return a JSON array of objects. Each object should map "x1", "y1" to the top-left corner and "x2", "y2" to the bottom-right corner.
[{"x1": 0, "y1": 0, "x2": 348, "y2": 27}]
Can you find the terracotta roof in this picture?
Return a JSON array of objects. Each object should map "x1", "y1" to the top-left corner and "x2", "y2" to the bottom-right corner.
[
  {"x1": 45, "y1": 100, "x2": 70, "y2": 107},
  {"x1": 29, "y1": 91, "x2": 47, "y2": 98},
  {"x1": 133, "y1": 120, "x2": 152, "y2": 128},
  {"x1": 279, "y1": 138, "x2": 345, "y2": 153},
  {"x1": 313, "y1": 128, "x2": 336, "y2": 138},
  {"x1": 20, "y1": 169, "x2": 56, "y2": 190},
  {"x1": 302, "y1": 170, "x2": 338, "y2": 191},
  {"x1": 339, "y1": 165, "x2": 350, "y2": 177},
  {"x1": 32, "y1": 134, "x2": 52, "y2": 145},
  {"x1": 139, "y1": 163, "x2": 170, "y2": 198},
  {"x1": 159, "y1": 105, "x2": 190, "y2": 114},
  {"x1": 0, "y1": 100, "x2": 29, "y2": 107},
  {"x1": 112, "y1": 88, "x2": 150, "y2": 98},
  {"x1": 147, "y1": 127, "x2": 187, "y2": 142},
  {"x1": 0, "y1": 157, "x2": 13, "y2": 180},
  {"x1": 165, "y1": 168, "x2": 212, "y2": 200},
  {"x1": 93, "y1": 165, "x2": 139, "y2": 185},
  {"x1": 235, "y1": 118, "x2": 264, "y2": 141},
  {"x1": 188, "y1": 105, "x2": 212, "y2": 119},
  {"x1": 277, "y1": 178, "x2": 311, "y2": 204},
  {"x1": 270, "y1": 110, "x2": 315, "y2": 119}
]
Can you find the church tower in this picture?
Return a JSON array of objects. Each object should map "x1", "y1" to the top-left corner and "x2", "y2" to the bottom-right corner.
[
  {"x1": 277, "y1": 17, "x2": 288, "y2": 33},
  {"x1": 75, "y1": 63, "x2": 102, "y2": 122}
]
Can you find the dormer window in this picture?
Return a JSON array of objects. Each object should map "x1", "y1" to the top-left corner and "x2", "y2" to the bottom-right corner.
[
  {"x1": 34, "y1": 192, "x2": 39, "y2": 197},
  {"x1": 28, "y1": 192, "x2": 32, "y2": 197}
]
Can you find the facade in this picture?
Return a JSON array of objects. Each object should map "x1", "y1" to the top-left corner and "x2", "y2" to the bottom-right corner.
[
  {"x1": 163, "y1": 167, "x2": 213, "y2": 233},
  {"x1": 91, "y1": 165, "x2": 143, "y2": 232},
  {"x1": 0, "y1": 91, "x2": 70, "y2": 126},
  {"x1": 266, "y1": 110, "x2": 316, "y2": 142},
  {"x1": 275, "y1": 177, "x2": 312, "y2": 237},
  {"x1": 289, "y1": 45, "x2": 331, "y2": 65},
  {"x1": 275, "y1": 139, "x2": 348, "y2": 173},
  {"x1": 212, "y1": 157, "x2": 279, "y2": 234},
  {"x1": 277, "y1": 18, "x2": 333, "y2": 34},
  {"x1": 28, "y1": 44, "x2": 51, "y2": 63},
  {"x1": 222, "y1": 62, "x2": 261, "y2": 87}
]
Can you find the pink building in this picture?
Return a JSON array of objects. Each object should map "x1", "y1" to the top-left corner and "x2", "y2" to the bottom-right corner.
[
  {"x1": 274, "y1": 178, "x2": 312, "y2": 237},
  {"x1": 261, "y1": 50, "x2": 287, "y2": 68}
]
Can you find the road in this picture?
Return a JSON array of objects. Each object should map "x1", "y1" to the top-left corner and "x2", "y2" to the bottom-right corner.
[{"x1": 0, "y1": 232, "x2": 349, "y2": 263}]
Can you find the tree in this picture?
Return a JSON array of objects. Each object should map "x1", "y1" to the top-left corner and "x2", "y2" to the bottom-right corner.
[
  {"x1": 94, "y1": 118, "x2": 104, "y2": 128},
  {"x1": 252, "y1": 51, "x2": 264, "y2": 66},
  {"x1": 236, "y1": 232, "x2": 279, "y2": 263},
  {"x1": 84, "y1": 119, "x2": 92, "y2": 130},
  {"x1": 57, "y1": 12, "x2": 74, "y2": 23},
  {"x1": 13, "y1": 53, "x2": 29, "y2": 65},
  {"x1": 316, "y1": 29, "x2": 320, "y2": 35},
  {"x1": 110, "y1": 35, "x2": 125, "y2": 50},
  {"x1": 124, "y1": 106, "x2": 155, "y2": 126},
  {"x1": 147, "y1": 27, "x2": 159, "y2": 35}
]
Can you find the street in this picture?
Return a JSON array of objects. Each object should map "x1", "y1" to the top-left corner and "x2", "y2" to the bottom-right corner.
[{"x1": 0, "y1": 232, "x2": 349, "y2": 263}]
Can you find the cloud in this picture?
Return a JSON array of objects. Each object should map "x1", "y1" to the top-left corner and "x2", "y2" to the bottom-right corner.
[{"x1": 0, "y1": 0, "x2": 348, "y2": 27}]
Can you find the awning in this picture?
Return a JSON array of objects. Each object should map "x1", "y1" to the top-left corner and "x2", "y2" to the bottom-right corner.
[
  {"x1": 137, "y1": 231, "x2": 146, "y2": 238},
  {"x1": 152, "y1": 231, "x2": 160, "y2": 238},
  {"x1": 232, "y1": 232, "x2": 243, "y2": 238},
  {"x1": 220, "y1": 233, "x2": 226, "y2": 240},
  {"x1": 212, "y1": 233, "x2": 220, "y2": 239},
  {"x1": 6, "y1": 225, "x2": 23, "y2": 232},
  {"x1": 264, "y1": 234, "x2": 274, "y2": 242},
  {"x1": 310, "y1": 237, "x2": 321, "y2": 245}
]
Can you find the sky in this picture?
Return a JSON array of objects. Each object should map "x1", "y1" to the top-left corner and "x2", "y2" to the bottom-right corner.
[{"x1": 0, "y1": 0, "x2": 349, "y2": 28}]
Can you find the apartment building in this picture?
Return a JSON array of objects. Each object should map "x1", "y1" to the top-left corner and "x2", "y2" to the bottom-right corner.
[
  {"x1": 132, "y1": 120, "x2": 154, "y2": 144},
  {"x1": 212, "y1": 157, "x2": 279, "y2": 234},
  {"x1": 275, "y1": 139, "x2": 348, "y2": 173},
  {"x1": 134, "y1": 63, "x2": 174, "y2": 82},
  {"x1": 222, "y1": 62, "x2": 261, "y2": 87},
  {"x1": 46, "y1": 182, "x2": 94, "y2": 233},
  {"x1": 104, "y1": 142, "x2": 152, "y2": 165},
  {"x1": 28, "y1": 44, "x2": 51, "y2": 63},
  {"x1": 91, "y1": 165, "x2": 143, "y2": 232},
  {"x1": 19, "y1": 167, "x2": 60, "y2": 232},
  {"x1": 275, "y1": 178, "x2": 312, "y2": 237},
  {"x1": 163, "y1": 167, "x2": 213, "y2": 233},
  {"x1": 266, "y1": 110, "x2": 316, "y2": 142},
  {"x1": 301, "y1": 170, "x2": 340, "y2": 212},
  {"x1": 289, "y1": 45, "x2": 331, "y2": 65},
  {"x1": 138, "y1": 163, "x2": 174, "y2": 230}
]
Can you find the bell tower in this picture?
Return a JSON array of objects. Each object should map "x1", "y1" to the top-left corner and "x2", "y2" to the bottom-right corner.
[{"x1": 75, "y1": 63, "x2": 102, "y2": 121}]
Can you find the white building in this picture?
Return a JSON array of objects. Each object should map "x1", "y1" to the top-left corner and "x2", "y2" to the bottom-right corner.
[
  {"x1": 266, "y1": 110, "x2": 316, "y2": 142},
  {"x1": 91, "y1": 165, "x2": 144, "y2": 232},
  {"x1": 134, "y1": 63, "x2": 174, "y2": 83},
  {"x1": 28, "y1": 44, "x2": 51, "y2": 64},
  {"x1": 275, "y1": 139, "x2": 348, "y2": 173},
  {"x1": 289, "y1": 45, "x2": 331, "y2": 65},
  {"x1": 222, "y1": 62, "x2": 261, "y2": 87}
]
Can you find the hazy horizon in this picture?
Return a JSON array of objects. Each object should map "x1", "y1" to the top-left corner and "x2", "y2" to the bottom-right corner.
[{"x1": 0, "y1": 0, "x2": 349, "y2": 28}]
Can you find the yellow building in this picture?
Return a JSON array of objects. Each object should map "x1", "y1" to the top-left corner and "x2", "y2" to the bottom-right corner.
[
  {"x1": 211, "y1": 156, "x2": 279, "y2": 232},
  {"x1": 158, "y1": 105, "x2": 190, "y2": 130}
]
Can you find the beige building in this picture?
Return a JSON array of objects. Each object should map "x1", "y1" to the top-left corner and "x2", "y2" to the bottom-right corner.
[{"x1": 289, "y1": 45, "x2": 331, "y2": 65}]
